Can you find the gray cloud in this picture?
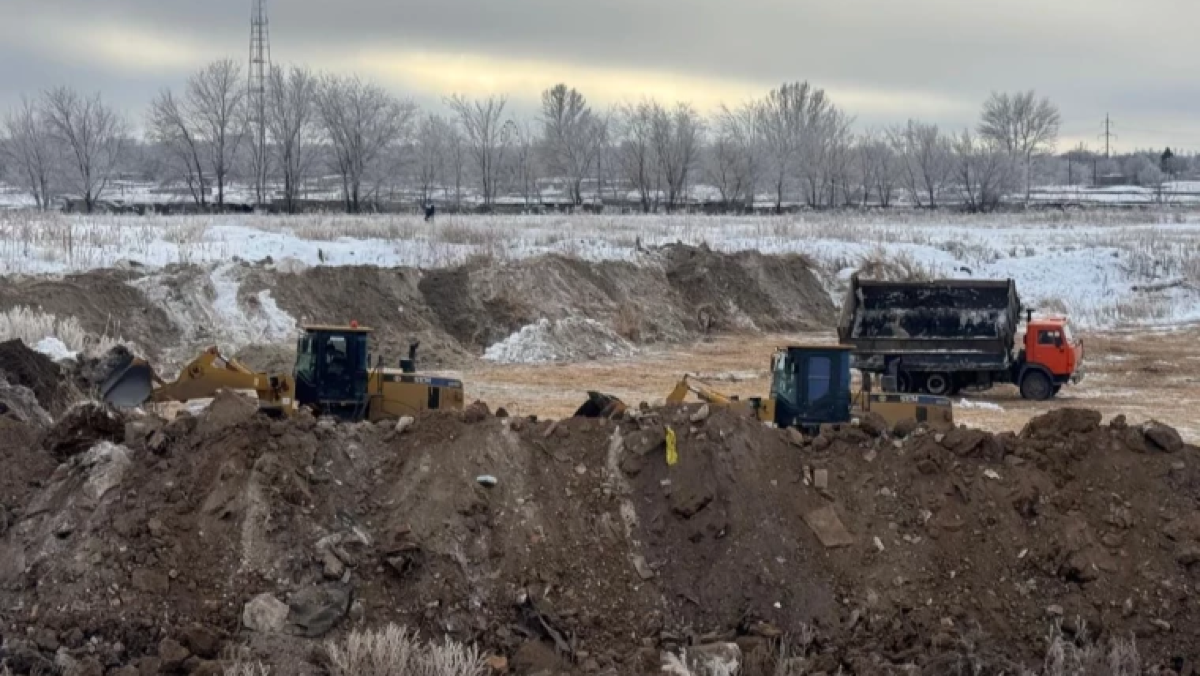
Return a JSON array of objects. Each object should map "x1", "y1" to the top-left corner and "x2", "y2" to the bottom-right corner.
[{"x1": 2, "y1": 0, "x2": 1197, "y2": 150}]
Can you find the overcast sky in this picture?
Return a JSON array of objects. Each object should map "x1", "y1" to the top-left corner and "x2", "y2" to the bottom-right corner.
[{"x1": 3, "y1": 0, "x2": 1198, "y2": 152}]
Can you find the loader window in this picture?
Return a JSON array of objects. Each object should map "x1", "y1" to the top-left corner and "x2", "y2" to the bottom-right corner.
[
  {"x1": 807, "y1": 356, "x2": 833, "y2": 402},
  {"x1": 771, "y1": 352, "x2": 798, "y2": 405},
  {"x1": 295, "y1": 335, "x2": 316, "y2": 382}
]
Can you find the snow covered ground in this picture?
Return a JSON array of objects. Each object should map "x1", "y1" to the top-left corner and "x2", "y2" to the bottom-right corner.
[{"x1": 2, "y1": 209, "x2": 1199, "y2": 330}]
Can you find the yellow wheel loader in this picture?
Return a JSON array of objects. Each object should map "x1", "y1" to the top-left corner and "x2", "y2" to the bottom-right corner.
[
  {"x1": 666, "y1": 345, "x2": 953, "y2": 432},
  {"x1": 100, "y1": 324, "x2": 464, "y2": 422}
]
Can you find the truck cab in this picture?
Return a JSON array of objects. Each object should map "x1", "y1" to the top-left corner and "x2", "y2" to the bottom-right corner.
[{"x1": 1020, "y1": 315, "x2": 1084, "y2": 399}]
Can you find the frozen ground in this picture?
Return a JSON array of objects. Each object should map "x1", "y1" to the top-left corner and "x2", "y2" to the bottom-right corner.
[{"x1": 2, "y1": 209, "x2": 1199, "y2": 330}]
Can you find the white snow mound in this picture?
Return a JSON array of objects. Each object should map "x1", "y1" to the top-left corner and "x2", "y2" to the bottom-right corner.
[
  {"x1": 483, "y1": 317, "x2": 637, "y2": 364},
  {"x1": 33, "y1": 336, "x2": 78, "y2": 363},
  {"x1": 957, "y1": 398, "x2": 1005, "y2": 411}
]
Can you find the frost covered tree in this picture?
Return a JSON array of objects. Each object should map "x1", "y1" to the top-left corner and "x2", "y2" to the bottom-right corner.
[
  {"x1": 650, "y1": 102, "x2": 703, "y2": 212},
  {"x1": 539, "y1": 84, "x2": 602, "y2": 205},
  {"x1": 706, "y1": 102, "x2": 761, "y2": 208},
  {"x1": 414, "y1": 114, "x2": 453, "y2": 203},
  {"x1": 316, "y1": 75, "x2": 416, "y2": 213},
  {"x1": 446, "y1": 94, "x2": 511, "y2": 208},
  {"x1": 615, "y1": 101, "x2": 658, "y2": 212},
  {"x1": 978, "y1": 90, "x2": 1060, "y2": 200},
  {"x1": 1, "y1": 97, "x2": 57, "y2": 209},
  {"x1": 265, "y1": 65, "x2": 320, "y2": 214},
  {"x1": 505, "y1": 119, "x2": 541, "y2": 208},
  {"x1": 855, "y1": 131, "x2": 899, "y2": 207},
  {"x1": 40, "y1": 87, "x2": 128, "y2": 213},
  {"x1": 752, "y1": 82, "x2": 834, "y2": 212},
  {"x1": 889, "y1": 120, "x2": 952, "y2": 208},
  {"x1": 953, "y1": 128, "x2": 1018, "y2": 212}
]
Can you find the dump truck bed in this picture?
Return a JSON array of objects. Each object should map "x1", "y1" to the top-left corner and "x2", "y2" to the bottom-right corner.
[{"x1": 837, "y1": 277, "x2": 1022, "y2": 372}]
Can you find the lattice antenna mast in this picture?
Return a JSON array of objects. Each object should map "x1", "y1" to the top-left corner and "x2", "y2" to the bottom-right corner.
[{"x1": 249, "y1": 0, "x2": 272, "y2": 204}]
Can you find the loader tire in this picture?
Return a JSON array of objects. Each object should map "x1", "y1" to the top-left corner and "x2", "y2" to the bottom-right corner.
[{"x1": 1020, "y1": 371, "x2": 1053, "y2": 401}]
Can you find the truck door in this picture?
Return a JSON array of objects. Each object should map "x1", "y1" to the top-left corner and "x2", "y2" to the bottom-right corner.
[{"x1": 1033, "y1": 328, "x2": 1070, "y2": 377}]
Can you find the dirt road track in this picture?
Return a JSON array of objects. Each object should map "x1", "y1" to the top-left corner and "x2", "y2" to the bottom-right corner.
[{"x1": 467, "y1": 328, "x2": 1200, "y2": 439}]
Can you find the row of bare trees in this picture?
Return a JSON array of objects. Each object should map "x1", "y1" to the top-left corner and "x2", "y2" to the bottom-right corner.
[{"x1": 0, "y1": 61, "x2": 1115, "y2": 214}]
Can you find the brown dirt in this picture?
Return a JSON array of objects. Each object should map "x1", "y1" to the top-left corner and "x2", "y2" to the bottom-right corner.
[
  {"x1": 0, "y1": 270, "x2": 180, "y2": 359},
  {"x1": 0, "y1": 339, "x2": 81, "y2": 418},
  {"x1": 0, "y1": 398, "x2": 1197, "y2": 673}
]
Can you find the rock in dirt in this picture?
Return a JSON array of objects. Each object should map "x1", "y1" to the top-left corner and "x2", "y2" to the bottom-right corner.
[
  {"x1": 1144, "y1": 422, "x2": 1184, "y2": 453},
  {"x1": 892, "y1": 417, "x2": 919, "y2": 439},
  {"x1": 625, "y1": 428, "x2": 665, "y2": 456},
  {"x1": 690, "y1": 404, "x2": 711, "y2": 423},
  {"x1": 40, "y1": 402, "x2": 125, "y2": 461},
  {"x1": 181, "y1": 624, "x2": 222, "y2": 659},
  {"x1": 243, "y1": 593, "x2": 290, "y2": 633},
  {"x1": 677, "y1": 643, "x2": 742, "y2": 676},
  {"x1": 804, "y1": 505, "x2": 855, "y2": 548},
  {"x1": 1023, "y1": 408, "x2": 1103, "y2": 438},
  {"x1": 394, "y1": 416, "x2": 415, "y2": 434},
  {"x1": 158, "y1": 637, "x2": 191, "y2": 672},
  {"x1": 463, "y1": 401, "x2": 491, "y2": 424},
  {"x1": 857, "y1": 411, "x2": 888, "y2": 438},
  {"x1": 286, "y1": 583, "x2": 352, "y2": 638},
  {"x1": 0, "y1": 377, "x2": 52, "y2": 428}
]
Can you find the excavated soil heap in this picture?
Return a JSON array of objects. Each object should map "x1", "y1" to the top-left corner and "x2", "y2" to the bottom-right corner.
[
  {"x1": 0, "y1": 340, "x2": 80, "y2": 418},
  {"x1": 0, "y1": 401, "x2": 1196, "y2": 674}
]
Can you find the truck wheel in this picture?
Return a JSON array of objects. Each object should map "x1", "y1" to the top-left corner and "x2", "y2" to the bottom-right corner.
[
  {"x1": 1020, "y1": 371, "x2": 1053, "y2": 401},
  {"x1": 924, "y1": 373, "x2": 953, "y2": 397}
]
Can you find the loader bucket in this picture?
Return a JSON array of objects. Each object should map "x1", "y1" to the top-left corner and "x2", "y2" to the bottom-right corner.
[
  {"x1": 574, "y1": 391, "x2": 627, "y2": 418},
  {"x1": 99, "y1": 357, "x2": 157, "y2": 408}
]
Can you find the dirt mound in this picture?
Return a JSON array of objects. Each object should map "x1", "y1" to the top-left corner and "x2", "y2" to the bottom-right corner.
[
  {"x1": 5, "y1": 396, "x2": 1196, "y2": 672},
  {"x1": 0, "y1": 339, "x2": 81, "y2": 417},
  {"x1": 0, "y1": 270, "x2": 179, "y2": 359}
]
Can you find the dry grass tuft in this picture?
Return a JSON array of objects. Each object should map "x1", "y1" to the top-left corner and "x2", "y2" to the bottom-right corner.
[
  {"x1": 0, "y1": 306, "x2": 124, "y2": 356},
  {"x1": 325, "y1": 624, "x2": 487, "y2": 676}
]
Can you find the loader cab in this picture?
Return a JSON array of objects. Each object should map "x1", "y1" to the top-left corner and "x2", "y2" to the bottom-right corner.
[
  {"x1": 769, "y1": 346, "x2": 853, "y2": 430},
  {"x1": 294, "y1": 325, "x2": 371, "y2": 419}
]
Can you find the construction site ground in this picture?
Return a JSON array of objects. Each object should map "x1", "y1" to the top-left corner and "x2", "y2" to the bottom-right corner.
[{"x1": 467, "y1": 327, "x2": 1200, "y2": 439}]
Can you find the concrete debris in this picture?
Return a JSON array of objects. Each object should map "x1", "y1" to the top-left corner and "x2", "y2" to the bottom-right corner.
[{"x1": 242, "y1": 594, "x2": 289, "y2": 633}]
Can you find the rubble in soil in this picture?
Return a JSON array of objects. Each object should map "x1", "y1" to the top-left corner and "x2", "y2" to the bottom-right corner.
[{"x1": 0, "y1": 387, "x2": 1198, "y2": 674}]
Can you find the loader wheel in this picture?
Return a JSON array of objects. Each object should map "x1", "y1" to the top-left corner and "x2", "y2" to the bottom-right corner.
[
  {"x1": 1020, "y1": 371, "x2": 1053, "y2": 401},
  {"x1": 924, "y1": 373, "x2": 953, "y2": 397}
]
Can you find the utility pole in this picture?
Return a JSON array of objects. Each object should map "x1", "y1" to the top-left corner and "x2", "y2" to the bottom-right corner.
[
  {"x1": 1098, "y1": 114, "x2": 1117, "y2": 158},
  {"x1": 249, "y1": 0, "x2": 272, "y2": 206}
]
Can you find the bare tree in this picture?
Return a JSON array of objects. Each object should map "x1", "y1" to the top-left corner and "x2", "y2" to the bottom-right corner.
[
  {"x1": 40, "y1": 87, "x2": 127, "y2": 213},
  {"x1": 148, "y1": 89, "x2": 208, "y2": 205},
  {"x1": 754, "y1": 82, "x2": 834, "y2": 213},
  {"x1": 189, "y1": 59, "x2": 246, "y2": 207},
  {"x1": 506, "y1": 120, "x2": 541, "y2": 208},
  {"x1": 1, "y1": 97, "x2": 57, "y2": 209},
  {"x1": 539, "y1": 84, "x2": 602, "y2": 205},
  {"x1": 615, "y1": 101, "x2": 658, "y2": 212},
  {"x1": 706, "y1": 102, "x2": 760, "y2": 209},
  {"x1": 316, "y1": 75, "x2": 416, "y2": 213},
  {"x1": 266, "y1": 65, "x2": 320, "y2": 214},
  {"x1": 856, "y1": 132, "x2": 898, "y2": 207},
  {"x1": 650, "y1": 102, "x2": 703, "y2": 212},
  {"x1": 445, "y1": 94, "x2": 510, "y2": 208},
  {"x1": 889, "y1": 120, "x2": 952, "y2": 208},
  {"x1": 414, "y1": 114, "x2": 452, "y2": 204},
  {"x1": 953, "y1": 128, "x2": 1018, "y2": 212},
  {"x1": 978, "y1": 90, "x2": 1061, "y2": 200}
]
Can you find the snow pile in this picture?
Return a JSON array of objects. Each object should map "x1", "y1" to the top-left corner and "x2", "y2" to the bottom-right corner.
[
  {"x1": 957, "y1": 398, "x2": 1005, "y2": 411},
  {"x1": 483, "y1": 317, "x2": 637, "y2": 364},
  {"x1": 33, "y1": 336, "x2": 78, "y2": 363}
]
